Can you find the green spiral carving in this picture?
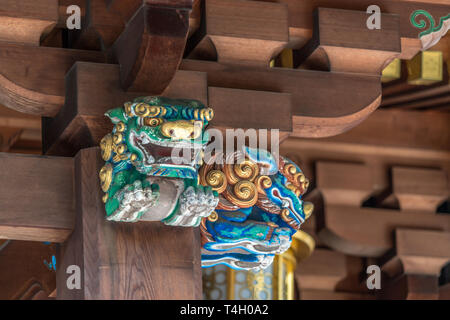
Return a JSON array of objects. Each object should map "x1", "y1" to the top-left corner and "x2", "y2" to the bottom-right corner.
[{"x1": 410, "y1": 9, "x2": 450, "y2": 37}]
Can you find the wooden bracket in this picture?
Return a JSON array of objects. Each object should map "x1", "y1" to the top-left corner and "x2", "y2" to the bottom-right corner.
[
  {"x1": 392, "y1": 167, "x2": 448, "y2": 213},
  {"x1": 113, "y1": 3, "x2": 192, "y2": 93},
  {"x1": 380, "y1": 229, "x2": 450, "y2": 299},
  {"x1": 316, "y1": 162, "x2": 373, "y2": 206},
  {"x1": 188, "y1": 0, "x2": 289, "y2": 67},
  {"x1": 181, "y1": 59, "x2": 382, "y2": 138},
  {"x1": 294, "y1": 8, "x2": 401, "y2": 75}
]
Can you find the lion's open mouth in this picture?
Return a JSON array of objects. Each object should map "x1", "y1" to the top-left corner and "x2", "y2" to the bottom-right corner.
[{"x1": 130, "y1": 130, "x2": 204, "y2": 175}]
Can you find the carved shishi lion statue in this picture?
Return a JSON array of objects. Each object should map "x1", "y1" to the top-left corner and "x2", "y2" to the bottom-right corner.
[{"x1": 99, "y1": 97, "x2": 313, "y2": 270}]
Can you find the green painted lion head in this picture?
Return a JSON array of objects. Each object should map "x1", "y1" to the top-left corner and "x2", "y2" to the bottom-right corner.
[{"x1": 102, "y1": 96, "x2": 214, "y2": 180}]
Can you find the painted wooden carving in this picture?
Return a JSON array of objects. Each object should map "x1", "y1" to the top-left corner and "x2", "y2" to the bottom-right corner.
[
  {"x1": 200, "y1": 150, "x2": 313, "y2": 270},
  {"x1": 99, "y1": 97, "x2": 218, "y2": 225},
  {"x1": 411, "y1": 10, "x2": 450, "y2": 50},
  {"x1": 99, "y1": 97, "x2": 313, "y2": 270}
]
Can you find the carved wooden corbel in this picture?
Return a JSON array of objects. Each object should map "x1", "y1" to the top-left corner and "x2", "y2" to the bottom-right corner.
[{"x1": 112, "y1": 2, "x2": 193, "y2": 93}]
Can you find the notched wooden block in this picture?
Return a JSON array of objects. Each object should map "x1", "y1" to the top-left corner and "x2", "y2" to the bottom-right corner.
[
  {"x1": 316, "y1": 162, "x2": 373, "y2": 206},
  {"x1": 187, "y1": 0, "x2": 289, "y2": 66},
  {"x1": 294, "y1": 7, "x2": 401, "y2": 74},
  {"x1": 392, "y1": 166, "x2": 448, "y2": 212},
  {"x1": 395, "y1": 229, "x2": 450, "y2": 276},
  {"x1": 113, "y1": 4, "x2": 191, "y2": 93}
]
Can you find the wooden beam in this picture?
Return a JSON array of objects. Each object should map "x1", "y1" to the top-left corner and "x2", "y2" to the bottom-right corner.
[
  {"x1": 0, "y1": 43, "x2": 105, "y2": 116},
  {"x1": 0, "y1": 153, "x2": 75, "y2": 242},
  {"x1": 42, "y1": 62, "x2": 207, "y2": 156},
  {"x1": 0, "y1": 0, "x2": 58, "y2": 45},
  {"x1": 283, "y1": 109, "x2": 450, "y2": 153},
  {"x1": 181, "y1": 59, "x2": 382, "y2": 138},
  {"x1": 317, "y1": 205, "x2": 450, "y2": 257},
  {"x1": 56, "y1": 147, "x2": 202, "y2": 299},
  {"x1": 386, "y1": 93, "x2": 450, "y2": 110},
  {"x1": 113, "y1": 3, "x2": 191, "y2": 93},
  {"x1": 382, "y1": 83, "x2": 450, "y2": 108},
  {"x1": 294, "y1": 8, "x2": 401, "y2": 74},
  {"x1": 187, "y1": 0, "x2": 289, "y2": 67},
  {"x1": 208, "y1": 87, "x2": 292, "y2": 131}
]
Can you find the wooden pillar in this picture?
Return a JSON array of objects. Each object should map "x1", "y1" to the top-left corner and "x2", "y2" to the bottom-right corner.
[{"x1": 56, "y1": 148, "x2": 202, "y2": 299}]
